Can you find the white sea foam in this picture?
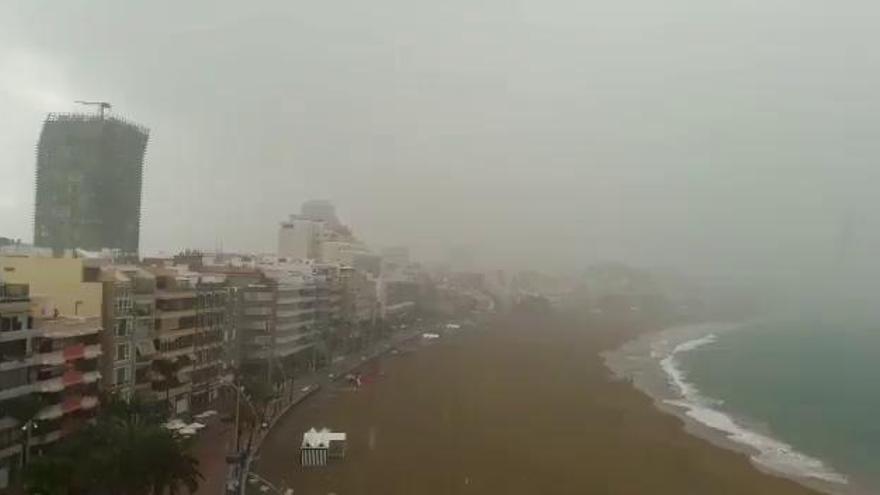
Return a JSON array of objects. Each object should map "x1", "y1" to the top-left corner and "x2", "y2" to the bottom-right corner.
[{"x1": 660, "y1": 333, "x2": 848, "y2": 485}]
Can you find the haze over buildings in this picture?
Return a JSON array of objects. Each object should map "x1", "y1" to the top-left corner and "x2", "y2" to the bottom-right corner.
[{"x1": 3, "y1": 1, "x2": 880, "y2": 282}]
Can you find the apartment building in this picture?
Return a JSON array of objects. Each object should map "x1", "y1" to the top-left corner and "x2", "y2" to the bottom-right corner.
[
  {"x1": 98, "y1": 265, "x2": 157, "y2": 400},
  {"x1": 277, "y1": 216, "x2": 324, "y2": 260},
  {"x1": 149, "y1": 268, "x2": 197, "y2": 415},
  {"x1": 147, "y1": 266, "x2": 235, "y2": 414},
  {"x1": 236, "y1": 281, "x2": 317, "y2": 382},
  {"x1": 0, "y1": 255, "x2": 145, "y2": 400},
  {"x1": 31, "y1": 313, "x2": 102, "y2": 442},
  {"x1": 0, "y1": 281, "x2": 102, "y2": 489},
  {"x1": 191, "y1": 279, "x2": 232, "y2": 411},
  {"x1": 0, "y1": 282, "x2": 31, "y2": 489},
  {"x1": 205, "y1": 265, "x2": 322, "y2": 390}
]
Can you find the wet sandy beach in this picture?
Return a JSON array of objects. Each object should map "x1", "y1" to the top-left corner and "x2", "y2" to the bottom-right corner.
[{"x1": 254, "y1": 313, "x2": 823, "y2": 494}]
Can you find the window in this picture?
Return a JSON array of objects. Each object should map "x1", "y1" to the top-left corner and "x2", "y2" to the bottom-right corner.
[
  {"x1": 115, "y1": 343, "x2": 129, "y2": 361},
  {"x1": 115, "y1": 366, "x2": 130, "y2": 385},
  {"x1": 115, "y1": 293, "x2": 132, "y2": 313},
  {"x1": 115, "y1": 319, "x2": 128, "y2": 337}
]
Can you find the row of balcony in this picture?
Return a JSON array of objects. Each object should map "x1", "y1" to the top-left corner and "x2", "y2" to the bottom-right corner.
[
  {"x1": 33, "y1": 370, "x2": 101, "y2": 393},
  {"x1": 0, "y1": 365, "x2": 102, "y2": 402},
  {"x1": 35, "y1": 395, "x2": 99, "y2": 421},
  {"x1": 250, "y1": 340, "x2": 315, "y2": 359},
  {"x1": 0, "y1": 342, "x2": 102, "y2": 374},
  {"x1": 0, "y1": 317, "x2": 102, "y2": 344},
  {"x1": 250, "y1": 330, "x2": 319, "y2": 348},
  {"x1": 155, "y1": 290, "x2": 197, "y2": 300}
]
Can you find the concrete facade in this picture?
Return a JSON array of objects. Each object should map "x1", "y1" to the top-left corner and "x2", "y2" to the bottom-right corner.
[
  {"x1": 278, "y1": 217, "x2": 324, "y2": 260},
  {"x1": 33, "y1": 114, "x2": 149, "y2": 255}
]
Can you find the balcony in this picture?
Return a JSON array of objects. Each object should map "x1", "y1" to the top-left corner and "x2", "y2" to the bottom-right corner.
[
  {"x1": 276, "y1": 308, "x2": 314, "y2": 319},
  {"x1": 0, "y1": 353, "x2": 34, "y2": 371},
  {"x1": 36, "y1": 395, "x2": 100, "y2": 421},
  {"x1": 0, "y1": 382, "x2": 34, "y2": 401},
  {"x1": 34, "y1": 370, "x2": 101, "y2": 393},
  {"x1": 243, "y1": 292, "x2": 273, "y2": 302},
  {"x1": 0, "y1": 327, "x2": 36, "y2": 344},
  {"x1": 160, "y1": 347, "x2": 195, "y2": 360},
  {"x1": 0, "y1": 299, "x2": 29, "y2": 314},
  {"x1": 0, "y1": 443, "x2": 22, "y2": 460},
  {"x1": 251, "y1": 341, "x2": 314, "y2": 359},
  {"x1": 240, "y1": 319, "x2": 271, "y2": 331},
  {"x1": 28, "y1": 429, "x2": 63, "y2": 447},
  {"x1": 275, "y1": 320, "x2": 309, "y2": 332},
  {"x1": 157, "y1": 327, "x2": 197, "y2": 340},
  {"x1": 155, "y1": 290, "x2": 196, "y2": 300},
  {"x1": 156, "y1": 309, "x2": 197, "y2": 319},
  {"x1": 276, "y1": 330, "x2": 318, "y2": 346},
  {"x1": 277, "y1": 297, "x2": 311, "y2": 306},
  {"x1": 199, "y1": 305, "x2": 226, "y2": 314},
  {"x1": 34, "y1": 343, "x2": 102, "y2": 366},
  {"x1": 38, "y1": 316, "x2": 101, "y2": 339},
  {"x1": 243, "y1": 307, "x2": 272, "y2": 317}
]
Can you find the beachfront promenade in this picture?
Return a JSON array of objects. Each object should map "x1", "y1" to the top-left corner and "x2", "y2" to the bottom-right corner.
[{"x1": 193, "y1": 327, "x2": 426, "y2": 495}]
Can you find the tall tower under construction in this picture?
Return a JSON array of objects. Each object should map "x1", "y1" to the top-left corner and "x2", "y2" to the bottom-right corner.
[{"x1": 33, "y1": 113, "x2": 149, "y2": 255}]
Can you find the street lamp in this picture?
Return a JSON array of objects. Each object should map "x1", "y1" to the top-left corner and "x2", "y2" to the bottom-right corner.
[
  {"x1": 20, "y1": 420, "x2": 38, "y2": 467},
  {"x1": 218, "y1": 380, "x2": 260, "y2": 495}
]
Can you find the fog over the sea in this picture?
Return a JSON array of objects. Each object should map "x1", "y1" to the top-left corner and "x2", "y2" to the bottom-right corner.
[{"x1": 2, "y1": 0, "x2": 880, "y2": 282}]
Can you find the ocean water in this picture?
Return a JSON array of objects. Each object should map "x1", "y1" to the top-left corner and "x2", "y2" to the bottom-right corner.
[{"x1": 673, "y1": 317, "x2": 880, "y2": 492}]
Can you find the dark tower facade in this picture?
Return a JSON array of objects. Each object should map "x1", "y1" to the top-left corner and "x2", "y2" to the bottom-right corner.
[{"x1": 34, "y1": 114, "x2": 149, "y2": 255}]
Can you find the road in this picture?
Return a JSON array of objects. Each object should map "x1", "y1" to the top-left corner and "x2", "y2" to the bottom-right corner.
[{"x1": 194, "y1": 328, "x2": 426, "y2": 495}]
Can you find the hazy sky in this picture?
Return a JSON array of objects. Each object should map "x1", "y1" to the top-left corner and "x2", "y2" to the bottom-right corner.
[{"x1": 2, "y1": 0, "x2": 880, "y2": 276}]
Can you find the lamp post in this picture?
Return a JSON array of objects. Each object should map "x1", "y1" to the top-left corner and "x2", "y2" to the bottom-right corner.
[
  {"x1": 219, "y1": 380, "x2": 258, "y2": 495},
  {"x1": 20, "y1": 419, "x2": 38, "y2": 467}
]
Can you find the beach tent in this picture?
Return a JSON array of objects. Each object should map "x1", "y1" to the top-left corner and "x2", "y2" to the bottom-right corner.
[{"x1": 301, "y1": 428, "x2": 346, "y2": 467}]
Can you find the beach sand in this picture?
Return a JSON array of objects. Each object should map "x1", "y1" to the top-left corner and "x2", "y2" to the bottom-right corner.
[{"x1": 254, "y1": 312, "x2": 824, "y2": 494}]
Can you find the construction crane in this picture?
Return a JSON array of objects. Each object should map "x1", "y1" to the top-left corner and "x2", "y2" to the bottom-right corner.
[{"x1": 74, "y1": 100, "x2": 112, "y2": 119}]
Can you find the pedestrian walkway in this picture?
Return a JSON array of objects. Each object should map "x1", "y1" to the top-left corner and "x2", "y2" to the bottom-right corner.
[{"x1": 194, "y1": 329, "x2": 424, "y2": 494}]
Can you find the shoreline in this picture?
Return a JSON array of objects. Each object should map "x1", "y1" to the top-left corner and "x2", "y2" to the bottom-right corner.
[{"x1": 603, "y1": 321, "x2": 864, "y2": 495}]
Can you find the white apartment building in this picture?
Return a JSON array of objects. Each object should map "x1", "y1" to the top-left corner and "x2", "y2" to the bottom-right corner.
[{"x1": 278, "y1": 216, "x2": 325, "y2": 260}]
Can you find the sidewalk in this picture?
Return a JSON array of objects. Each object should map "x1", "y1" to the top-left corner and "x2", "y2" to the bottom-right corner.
[{"x1": 194, "y1": 329, "x2": 424, "y2": 495}]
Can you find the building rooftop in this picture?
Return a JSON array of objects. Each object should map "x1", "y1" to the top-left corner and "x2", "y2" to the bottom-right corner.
[{"x1": 39, "y1": 316, "x2": 101, "y2": 338}]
